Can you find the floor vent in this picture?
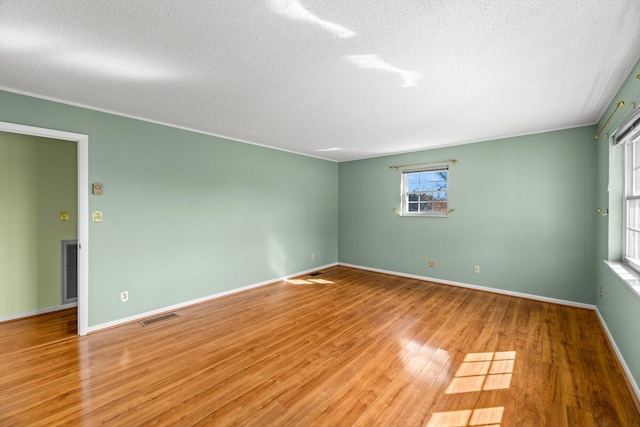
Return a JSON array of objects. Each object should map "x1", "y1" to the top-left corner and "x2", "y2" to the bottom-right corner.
[
  {"x1": 139, "y1": 312, "x2": 179, "y2": 327},
  {"x1": 309, "y1": 271, "x2": 323, "y2": 276}
]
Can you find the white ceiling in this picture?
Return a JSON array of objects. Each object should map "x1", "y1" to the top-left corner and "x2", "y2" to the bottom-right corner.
[{"x1": 1, "y1": 0, "x2": 639, "y2": 162}]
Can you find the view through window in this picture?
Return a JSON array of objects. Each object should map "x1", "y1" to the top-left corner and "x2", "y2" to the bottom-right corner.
[{"x1": 401, "y1": 166, "x2": 449, "y2": 216}]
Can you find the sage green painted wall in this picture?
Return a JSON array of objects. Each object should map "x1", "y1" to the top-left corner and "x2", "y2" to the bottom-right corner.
[
  {"x1": 595, "y1": 58, "x2": 640, "y2": 387},
  {"x1": 0, "y1": 132, "x2": 77, "y2": 317},
  {"x1": 0, "y1": 91, "x2": 339, "y2": 327},
  {"x1": 339, "y1": 126, "x2": 597, "y2": 304}
]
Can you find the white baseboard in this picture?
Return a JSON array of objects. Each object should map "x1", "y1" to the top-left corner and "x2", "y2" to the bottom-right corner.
[
  {"x1": 0, "y1": 302, "x2": 78, "y2": 323},
  {"x1": 595, "y1": 308, "x2": 640, "y2": 404},
  {"x1": 87, "y1": 263, "x2": 338, "y2": 333},
  {"x1": 338, "y1": 262, "x2": 596, "y2": 310}
]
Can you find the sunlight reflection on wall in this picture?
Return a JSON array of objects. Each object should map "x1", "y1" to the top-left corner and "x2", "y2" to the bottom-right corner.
[{"x1": 267, "y1": 233, "x2": 287, "y2": 277}]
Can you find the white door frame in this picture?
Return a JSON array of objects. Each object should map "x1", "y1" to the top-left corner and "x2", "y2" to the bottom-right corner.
[{"x1": 0, "y1": 121, "x2": 89, "y2": 336}]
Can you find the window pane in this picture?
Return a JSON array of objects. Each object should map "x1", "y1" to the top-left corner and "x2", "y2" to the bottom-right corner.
[
  {"x1": 628, "y1": 230, "x2": 639, "y2": 260},
  {"x1": 630, "y1": 199, "x2": 639, "y2": 230},
  {"x1": 434, "y1": 201, "x2": 447, "y2": 212},
  {"x1": 421, "y1": 182, "x2": 435, "y2": 191},
  {"x1": 421, "y1": 172, "x2": 434, "y2": 182},
  {"x1": 402, "y1": 167, "x2": 449, "y2": 215},
  {"x1": 628, "y1": 199, "x2": 640, "y2": 261},
  {"x1": 633, "y1": 140, "x2": 640, "y2": 196}
]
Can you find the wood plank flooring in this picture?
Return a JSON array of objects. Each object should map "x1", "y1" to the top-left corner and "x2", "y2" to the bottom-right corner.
[{"x1": 1, "y1": 266, "x2": 638, "y2": 426}]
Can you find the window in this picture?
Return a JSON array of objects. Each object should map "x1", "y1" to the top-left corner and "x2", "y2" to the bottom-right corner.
[
  {"x1": 620, "y1": 108, "x2": 640, "y2": 274},
  {"x1": 401, "y1": 166, "x2": 449, "y2": 216}
]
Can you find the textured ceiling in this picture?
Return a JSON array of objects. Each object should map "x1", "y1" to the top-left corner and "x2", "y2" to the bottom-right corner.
[{"x1": 1, "y1": 0, "x2": 640, "y2": 161}]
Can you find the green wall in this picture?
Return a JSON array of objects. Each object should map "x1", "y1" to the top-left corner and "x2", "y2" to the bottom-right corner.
[
  {"x1": 595, "y1": 59, "x2": 640, "y2": 388},
  {"x1": 0, "y1": 132, "x2": 77, "y2": 317},
  {"x1": 339, "y1": 126, "x2": 597, "y2": 304},
  {"x1": 0, "y1": 91, "x2": 339, "y2": 326}
]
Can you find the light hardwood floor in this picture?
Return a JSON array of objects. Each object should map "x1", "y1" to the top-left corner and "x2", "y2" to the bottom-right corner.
[{"x1": 1, "y1": 266, "x2": 638, "y2": 426}]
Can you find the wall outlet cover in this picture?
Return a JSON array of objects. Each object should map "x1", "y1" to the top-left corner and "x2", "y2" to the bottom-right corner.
[{"x1": 92, "y1": 183, "x2": 103, "y2": 195}]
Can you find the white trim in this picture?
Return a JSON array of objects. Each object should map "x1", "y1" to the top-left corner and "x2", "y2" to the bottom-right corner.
[
  {"x1": 604, "y1": 260, "x2": 640, "y2": 298},
  {"x1": 338, "y1": 262, "x2": 596, "y2": 309},
  {"x1": 595, "y1": 308, "x2": 640, "y2": 403},
  {"x1": 87, "y1": 262, "x2": 338, "y2": 333},
  {"x1": 0, "y1": 121, "x2": 90, "y2": 336},
  {"x1": 0, "y1": 86, "x2": 337, "y2": 163},
  {"x1": 77, "y1": 134, "x2": 89, "y2": 336},
  {"x1": 0, "y1": 303, "x2": 78, "y2": 323}
]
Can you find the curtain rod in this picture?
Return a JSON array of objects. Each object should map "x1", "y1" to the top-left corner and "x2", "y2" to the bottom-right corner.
[
  {"x1": 595, "y1": 101, "x2": 624, "y2": 140},
  {"x1": 389, "y1": 159, "x2": 457, "y2": 170}
]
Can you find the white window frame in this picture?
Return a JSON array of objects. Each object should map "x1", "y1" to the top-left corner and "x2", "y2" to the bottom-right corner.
[
  {"x1": 619, "y1": 108, "x2": 640, "y2": 275},
  {"x1": 400, "y1": 165, "x2": 449, "y2": 217}
]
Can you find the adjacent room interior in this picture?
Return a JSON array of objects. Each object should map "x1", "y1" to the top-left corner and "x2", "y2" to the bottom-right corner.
[{"x1": 1, "y1": 1, "x2": 639, "y2": 425}]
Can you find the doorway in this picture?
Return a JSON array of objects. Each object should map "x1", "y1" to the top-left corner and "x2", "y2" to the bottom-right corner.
[{"x1": 0, "y1": 122, "x2": 89, "y2": 336}]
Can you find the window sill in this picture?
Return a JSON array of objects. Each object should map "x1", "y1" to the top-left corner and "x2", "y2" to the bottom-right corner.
[
  {"x1": 399, "y1": 215, "x2": 451, "y2": 219},
  {"x1": 604, "y1": 260, "x2": 640, "y2": 298},
  {"x1": 397, "y1": 211, "x2": 450, "y2": 218}
]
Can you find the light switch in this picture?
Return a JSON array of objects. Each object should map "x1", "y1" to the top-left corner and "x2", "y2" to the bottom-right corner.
[
  {"x1": 93, "y1": 211, "x2": 103, "y2": 223},
  {"x1": 93, "y1": 183, "x2": 103, "y2": 195},
  {"x1": 60, "y1": 211, "x2": 69, "y2": 221}
]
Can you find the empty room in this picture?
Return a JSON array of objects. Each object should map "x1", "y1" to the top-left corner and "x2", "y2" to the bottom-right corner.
[{"x1": 1, "y1": 1, "x2": 640, "y2": 426}]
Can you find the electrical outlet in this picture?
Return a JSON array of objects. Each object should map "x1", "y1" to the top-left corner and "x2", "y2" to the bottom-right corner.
[
  {"x1": 121, "y1": 291, "x2": 129, "y2": 302},
  {"x1": 311, "y1": 253, "x2": 316, "y2": 260},
  {"x1": 429, "y1": 259, "x2": 435, "y2": 267},
  {"x1": 474, "y1": 265, "x2": 480, "y2": 274}
]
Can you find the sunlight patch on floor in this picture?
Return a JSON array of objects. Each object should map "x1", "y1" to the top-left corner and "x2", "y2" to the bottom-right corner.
[
  {"x1": 445, "y1": 351, "x2": 515, "y2": 394},
  {"x1": 425, "y1": 406, "x2": 504, "y2": 427}
]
